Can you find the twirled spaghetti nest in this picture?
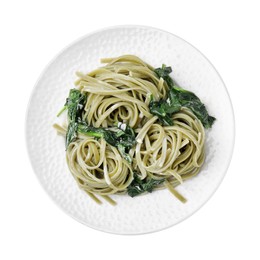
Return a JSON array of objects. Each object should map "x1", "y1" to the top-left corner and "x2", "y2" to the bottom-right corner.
[{"x1": 54, "y1": 55, "x2": 208, "y2": 205}]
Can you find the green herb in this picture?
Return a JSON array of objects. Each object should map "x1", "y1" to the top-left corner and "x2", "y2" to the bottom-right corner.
[
  {"x1": 151, "y1": 65, "x2": 216, "y2": 128},
  {"x1": 62, "y1": 89, "x2": 87, "y2": 148},
  {"x1": 149, "y1": 98, "x2": 179, "y2": 126},
  {"x1": 154, "y1": 64, "x2": 174, "y2": 87},
  {"x1": 78, "y1": 122, "x2": 136, "y2": 163},
  {"x1": 78, "y1": 123, "x2": 117, "y2": 145},
  {"x1": 127, "y1": 173, "x2": 165, "y2": 197},
  {"x1": 171, "y1": 87, "x2": 216, "y2": 128},
  {"x1": 66, "y1": 89, "x2": 87, "y2": 121}
]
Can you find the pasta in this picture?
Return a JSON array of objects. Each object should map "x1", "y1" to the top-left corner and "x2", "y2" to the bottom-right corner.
[{"x1": 54, "y1": 55, "x2": 215, "y2": 205}]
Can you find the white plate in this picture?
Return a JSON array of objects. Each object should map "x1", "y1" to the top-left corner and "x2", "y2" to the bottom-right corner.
[{"x1": 26, "y1": 25, "x2": 235, "y2": 234}]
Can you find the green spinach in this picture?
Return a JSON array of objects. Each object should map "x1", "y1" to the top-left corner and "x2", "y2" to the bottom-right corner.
[
  {"x1": 171, "y1": 87, "x2": 216, "y2": 128},
  {"x1": 63, "y1": 89, "x2": 87, "y2": 148},
  {"x1": 78, "y1": 122, "x2": 136, "y2": 163},
  {"x1": 151, "y1": 65, "x2": 216, "y2": 128},
  {"x1": 66, "y1": 89, "x2": 87, "y2": 121},
  {"x1": 127, "y1": 173, "x2": 165, "y2": 197}
]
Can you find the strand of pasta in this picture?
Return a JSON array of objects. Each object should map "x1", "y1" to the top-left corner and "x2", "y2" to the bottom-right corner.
[{"x1": 54, "y1": 55, "x2": 206, "y2": 205}]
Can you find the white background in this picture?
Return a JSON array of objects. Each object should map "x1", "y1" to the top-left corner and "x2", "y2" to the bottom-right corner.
[{"x1": 0, "y1": 0, "x2": 259, "y2": 259}]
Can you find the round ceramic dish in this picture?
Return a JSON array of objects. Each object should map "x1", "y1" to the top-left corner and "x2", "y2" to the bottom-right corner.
[{"x1": 26, "y1": 25, "x2": 235, "y2": 234}]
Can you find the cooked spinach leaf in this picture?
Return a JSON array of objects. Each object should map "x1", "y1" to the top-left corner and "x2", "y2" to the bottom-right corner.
[
  {"x1": 78, "y1": 122, "x2": 136, "y2": 163},
  {"x1": 57, "y1": 89, "x2": 87, "y2": 119},
  {"x1": 154, "y1": 64, "x2": 174, "y2": 87},
  {"x1": 171, "y1": 87, "x2": 216, "y2": 128},
  {"x1": 149, "y1": 94, "x2": 181, "y2": 126},
  {"x1": 127, "y1": 173, "x2": 165, "y2": 197},
  {"x1": 66, "y1": 89, "x2": 87, "y2": 122},
  {"x1": 62, "y1": 89, "x2": 87, "y2": 148},
  {"x1": 152, "y1": 65, "x2": 216, "y2": 128}
]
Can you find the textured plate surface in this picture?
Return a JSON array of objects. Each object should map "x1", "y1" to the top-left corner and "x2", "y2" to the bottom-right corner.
[{"x1": 26, "y1": 25, "x2": 234, "y2": 234}]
